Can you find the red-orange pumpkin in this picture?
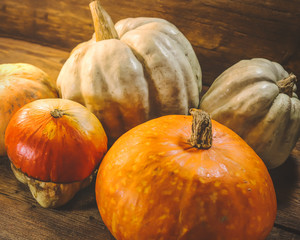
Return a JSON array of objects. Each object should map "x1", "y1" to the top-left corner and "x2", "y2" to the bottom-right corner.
[
  {"x1": 5, "y1": 98, "x2": 107, "y2": 208},
  {"x1": 95, "y1": 109, "x2": 277, "y2": 240}
]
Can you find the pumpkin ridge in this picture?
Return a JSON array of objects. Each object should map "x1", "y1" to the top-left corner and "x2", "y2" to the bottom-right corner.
[
  {"x1": 158, "y1": 29, "x2": 200, "y2": 107},
  {"x1": 122, "y1": 29, "x2": 197, "y2": 115},
  {"x1": 246, "y1": 94, "x2": 295, "y2": 166},
  {"x1": 123, "y1": 20, "x2": 202, "y2": 94},
  {"x1": 243, "y1": 87, "x2": 293, "y2": 142},
  {"x1": 125, "y1": 46, "x2": 161, "y2": 119},
  {"x1": 201, "y1": 84, "x2": 275, "y2": 136},
  {"x1": 200, "y1": 65, "x2": 279, "y2": 112},
  {"x1": 79, "y1": 39, "x2": 149, "y2": 140},
  {"x1": 10, "y1": 110, "x2": 52, "y2": 172},
  {"x1": 57, "y1": 48, "x2": 86, "y2": 105}
]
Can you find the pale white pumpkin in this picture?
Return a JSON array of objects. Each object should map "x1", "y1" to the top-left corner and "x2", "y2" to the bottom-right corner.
[
  {"x1": 200, "y1": 58, "x2": 300, "y2": 168},
  {"x1": 57, "y1": 0, "x2": 201, "y2": 143}
]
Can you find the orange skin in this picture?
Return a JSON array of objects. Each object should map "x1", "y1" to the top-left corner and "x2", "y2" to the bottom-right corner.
[
  {"x1": 0, "y1": 63, "x2": 58, "y2": 156},
  {"x1": 5, "y1": 98, "x2": 107, "y2": 183},
  {"x1": 96, "y1": 115, "x2": 277, "y2": 240}
]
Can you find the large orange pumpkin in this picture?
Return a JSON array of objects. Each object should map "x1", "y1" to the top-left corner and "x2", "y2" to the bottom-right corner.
[
  {"x1": 95, "y1": 109, "x2": 277, "y2": 240},
  {"x1": 5, "y1": 98, "x2": 107, "y2": 208}
]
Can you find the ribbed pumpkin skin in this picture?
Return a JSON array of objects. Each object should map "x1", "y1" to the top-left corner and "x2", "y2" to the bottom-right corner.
[
  {"x1": 57, "y1": 17, "x2": 202, "y2": 143},
  {"x1": 5, "y1": 98, "x2": 107, "y2": 183},
  {"x1": 95, "y1": 115, "x2": 276, "y2": 240},
  {"x1": 0, "y1": 63, "x2": 58, "y2": 156},
  {"x1": 200, "y1": 58, "x2": 300, "y2": 168}
]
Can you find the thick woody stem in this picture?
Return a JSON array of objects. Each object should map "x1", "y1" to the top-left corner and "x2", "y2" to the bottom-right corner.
[
  {"x1": 50, "y1": 109, "x2": 64, "y2": 118},
  {"x1": 277, "y1": 73, "x2": 297, "y2": 97},
  {"x1": 189, "y1": 108, "x2": 212, "y2": 149},
  {"x1": 89, "y1": 0, "x2": 119, "y2": 41}
]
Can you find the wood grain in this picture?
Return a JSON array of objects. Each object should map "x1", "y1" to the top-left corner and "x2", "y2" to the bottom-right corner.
[
  {"x1": 0, "y1": 0, "x2": 299, "y2": 87},
  {"x1": 0, "y1": 37, "x2": 69, "y2": 82},
  {"x1": 0, "y1": 159, "x2": 114, "y2": 240},
  {"x1": 267, "y1": 226, "x2": 300, "y2": 240}
]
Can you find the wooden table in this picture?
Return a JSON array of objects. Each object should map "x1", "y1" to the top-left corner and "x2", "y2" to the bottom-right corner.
[{"x1": 0, "y1": 37, "x2": 300, "y2": 240}]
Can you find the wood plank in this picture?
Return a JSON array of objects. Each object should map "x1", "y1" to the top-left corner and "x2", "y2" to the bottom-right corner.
[
  {"x1": 0, "y1": 37, "x2": 69, "y2": 82},
  {"x1": 0, "y1": 0, "x2": 299, "y2": 87},
  {"x1": 267, "y1": 225, "x2": 300, "y2": 240},
  {"x1": 0, "y1": 159, "x2": 114, "y2": 240}
]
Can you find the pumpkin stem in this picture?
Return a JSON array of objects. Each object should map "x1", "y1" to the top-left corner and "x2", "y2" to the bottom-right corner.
[
  {"x1": 277, "y1": 73, "x2": 297, "y2": 97},
  {"x1": 189, "y1": 108, "x2": 212, "y2": 149},
  {"x1": 89, "y1": 0, "x2": 119, "y2": 41},
  {"x1": 50, "y1": 109, "x2": 64, "y2": 118}
]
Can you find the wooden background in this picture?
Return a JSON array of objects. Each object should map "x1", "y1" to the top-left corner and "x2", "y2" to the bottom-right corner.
[
  {"x1": 0, "y1": 0, "x2": 300, "y2": 239},
  {"x1": 0, "y1": 0, "x2": 299, "y2": 87}
]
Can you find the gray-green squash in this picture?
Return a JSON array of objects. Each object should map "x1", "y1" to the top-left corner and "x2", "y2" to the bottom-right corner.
[{"x1": 200, "y1": 58, "x2": 300, "y2": 169}]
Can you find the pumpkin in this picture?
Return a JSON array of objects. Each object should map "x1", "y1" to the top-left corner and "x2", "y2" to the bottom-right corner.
[
  {"x1": 95, "y1": 109, "x2": 277, "y2": 240},
  {"x1": 0, "y1": 63, "x2": 58, "y2": 156},
  {"x1": 5, "y1": 98, "x2": 107, "y2": 208},
  {"x1": 199, "y1": 58, "x2": 300, "y2": 169},
  {"x1": 56, "y1": 0, "x2": 202, "y2": 143}
]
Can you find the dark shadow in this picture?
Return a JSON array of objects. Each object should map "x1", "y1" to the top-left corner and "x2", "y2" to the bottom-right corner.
[
  {"x1": 268, "y1": 154, "x2": 299, "y2": 210},
  {"x1": 58, "y1": 178, "x2": 98, "y2": 211}
]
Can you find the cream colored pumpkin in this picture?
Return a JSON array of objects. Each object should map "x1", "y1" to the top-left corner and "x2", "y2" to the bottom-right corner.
[
  {"x1": 57, "y1": 0, "x2": 202, "y2": 143},
  {"x1": 200, "y1": 58, "x2": 300, "y2": 168}
]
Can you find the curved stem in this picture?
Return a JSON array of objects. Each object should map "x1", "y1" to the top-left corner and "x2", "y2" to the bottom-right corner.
[
  {"x1": 277, "y1": 73, "x2": 297, "y2": 97},
  {"x1": 189, "y1": 108, "x2": 212, "y2": 149},
  {"x1": 89, "y1": 0, "x2": 119, "y2": 41}
]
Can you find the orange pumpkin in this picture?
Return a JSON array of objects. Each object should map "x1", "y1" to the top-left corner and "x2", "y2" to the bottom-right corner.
[
  {"x1": 95, "y1": 109, "x2": 277, "y2": 240},
  {"x1": 5, "y1": 98, "x2": 107, "y2": 208},
  {"x1": 0, "y1": 63, "x2": 58, "y2": 156}
]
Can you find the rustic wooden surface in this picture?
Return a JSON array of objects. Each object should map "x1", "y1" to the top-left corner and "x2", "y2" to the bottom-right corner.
[
  {"x1": 0, "y1": 37, "x2": 300, "y2": 240},
  {"x1": 0, "y1": 0, "x2": 299, "y2": 88},
  {"x1": 0, "y1": 37, "x2": 68, "y2": 82}
]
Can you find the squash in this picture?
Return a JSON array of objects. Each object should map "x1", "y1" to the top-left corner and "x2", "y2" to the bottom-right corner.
[
  {"x1": 5, "y1": 98, "x2": 107, "y2": 208},
  {"x1": 95, "y1": 109, "x2": 277, "y2": 240},
  {"x1": 200, "y1": 58, "x2": 300, "y2": 169},
  {"x1": 57, "y1": 0, "x2": 202, "y2": 143},
  {"x1": 0, "y1": 63, "x2": 58, "y2": 156}
]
